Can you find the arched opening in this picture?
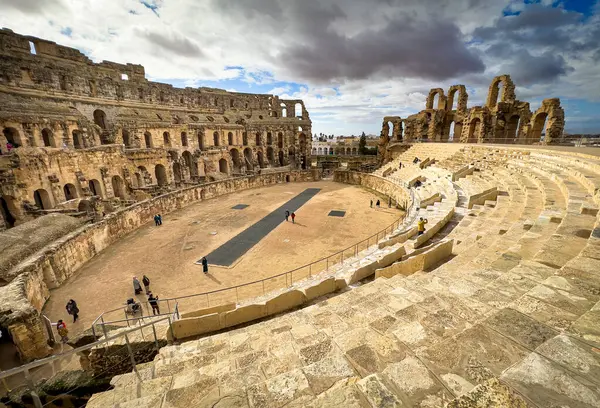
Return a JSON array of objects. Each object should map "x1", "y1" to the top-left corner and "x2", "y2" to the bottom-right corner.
[
  {"x1": 0, "y1": 196, "x2": 17, "y2": 228},
  {"x1": 172, "y1": 162, "x2": 182, "y2": 183},
  {"x1": 281, "y1": 103, "x2": 287, "y2": 117},
  {"x1": 111, "y1": 175, "x2": 126, "y2": 199},
  {"x1": 93, "y1": 109, "x2": 107, "y2": 129},
  {"x1": 467, "y1": 118, "x2": 481, "y2": 143},
  {"x1": 213, "y1": 131, "x2": 220, "y2": 146},
  {"x1": 42, "y1": 128, "x2": 53, "y2": 147},
  {"x1": 285, "y1": 175, "x2": 290, "y2": 182},
  {"x1": 183, "y1": 151, "x2": 197, "y2": 176},
  {"x1": 329, "y1": 147, "x2": 333, "y2": 155},
  {"x1": 267, "y1": 132, "x2": 272, "y2": 145},
  {"x1": 299, "y1": 133, "x2": 307, "y2": 152},
  {"x1": 70, "y1": 130, "x2": 83, "y2": 149},
  {"x1": 89, "y1": 179, "x2": 102, "y2": 197},
  {"x1": 144, "y1": 132, "x2": 152, "y2": 148},
  {"x1": 121, "y1": 129, "x2": 130, "y2": 147},
  {"x1": 134, "y1": 172, "x2": 143, "y2": 188},
  {"x1": 228, "y1": 132, "x2": 233, "y2": 145},
  {"x1": 198, "y1": 132, "x2": 205, "y2": 150},
  {"x1": 448, "y1": 122, "x2": 455, "y2": 142},
  {"x1": 388, "y1": 121, "x2": 394, "y2": 138},
  {"x1": 432, "y1": 93, "x2": 441, "y2": 110},
  {"x1": 3, "y1": 127, "x2": 22, "y2": 149},
  {"x1": 288, "y1": 146, "x2": 296, "y2": 167},
  {"x1": 163, "y1": 132, "x2": 171, "y2": 147},
  {"x1": 230, "y1": 149, "x2": 241, "y2": 172},
  {"x1": 257, "y1": 151, "x2": 265, "y2": 168},
  {"x1": 242, "y1": 132, "x2": 248, "y2": 146},
  {"x1": 312, "y1": 148, "x2": 317, "y2": 155},
  {"x1": 295, "y1": 103, "x2": 302, "y2": 118},
  {"x1": 488, "y1": 80, "x2": 504, "y2": 109},
  {"x1": 277, "y1": 133, "x2": 284, "y2": 148},
  {"x1": 243, "y1": 148, "x2": 254, "y2": 170},
  {"x1": 506, "y1": 115, "x2": 520, "y2": 143},
  {"x1": 278, "y1": 150, "x2": 284, "y2": 166},
  {"x1": 63, "y1": 183, "x2": 77, "y2": 201},
  {"x1": 181, "y1": 132, "x2": 188, "y2": 147},
  {"x1": 155, "y1": 164, "x2": 168, "y2": 186},
  {"x1": 33, "y1": 189, "x2": 52, "y2": 210},
  {"x1": 352, "y1": 147, "x2": 357, "y2": 155},
  {"x1": 267, "y1": 147, "x2": 275, "y2": 165},
  {"x1": 255, "y1": 132, "x2": 262, "y2": 146},
  {"x1": 531, "y1": 112, "x2": 549, "y2": 142},
  {"x1": 219, "y1": 158, "x2": 228, "y2": 174}
]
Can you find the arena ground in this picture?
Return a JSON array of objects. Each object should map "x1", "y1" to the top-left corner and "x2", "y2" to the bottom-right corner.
[{"x1": 42, "y1": 180, "x2": 403, "y2": 335}]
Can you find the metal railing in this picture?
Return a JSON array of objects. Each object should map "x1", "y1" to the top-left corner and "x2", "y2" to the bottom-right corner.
[
  {"x1": 93, "y1": 189, "x2": 416, "y2": 327},
  {"x1": 0, "y1": 315, "x2": 176, "y2": 408}
]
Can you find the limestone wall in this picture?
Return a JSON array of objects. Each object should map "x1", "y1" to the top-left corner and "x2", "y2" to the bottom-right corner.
[{"x1": 333, "y1": 171, "x2": 410, "y2": 207}]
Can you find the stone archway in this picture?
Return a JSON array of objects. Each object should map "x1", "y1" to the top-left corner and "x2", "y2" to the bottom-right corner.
[
  {"x1": 244, "y1": 148, "x2": 254, "y2": 170},
  {"x1": 230, "y1": 149, "x2": 241, "y2": 173},
  {"x1": 278, "y1": 150, "x2": 284, "y2": 166},
  {"x1": 0, "y1": 196, "x2": 17, "y2": 228},
  {"x1": 172, "y1": 162, "x2": 182, "y2": 183},
  {"x1": 34, "y1": 189, "x2": 52, "y2": 210},
  {"x1": 63, "y1": 183, "x2": 78, "y2": 200},
  {"x1": 219, "y1": 158, "x2": 228, "y2": 174},
  {"x1": 155, "y1": 164, "x2": 168, "y2": 186},
  {"x1": 111, "y1": 175, "x2": 127, "y2": 199}
]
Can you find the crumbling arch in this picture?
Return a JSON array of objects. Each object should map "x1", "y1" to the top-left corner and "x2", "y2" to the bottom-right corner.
[
  {"x1": 281, "y1": 103, "x2": 287, "y2": 117},
  {"x1": 63, "y1": 183, "x2": 78, "y2": 200},
  {"x1": 426, "y1": 88, "x2": 445, "y2": 110},
  {"x1": 111, "y1": 175, "x2": 126, "y2": 199},
  {"x1": 230, "y1": 148, "x2": 241, "y2": 172},
  {"x1": 531, "y1": 112, "x2": 549, "y2": 142},
  {"x1": 88, "y1": 179, "x2": 103, "y2": 197},
  {"x1": 486, "y1": 75, "x2": 515, "y2": 109},
  {"x1": 219, "y1": 158, "x2": 228, "y2": 174},
  {"x1": 447, "y1": 85, "x2": 467, "y2": 112},
  {"x1": 42, "y1": 128, "x2": 54, "y2": 147},
  {"x1": 0, "y1": 196, "x2": 17, "y2": 228},
  {"x1": 295, "y1": 103, "x2": 302, "y2": 118},
  {"x1": 155, "y1": 164, "x2": 168, "y2": 186},
  {"x1": 448, "y1": 122, "x2": 455, "y2": 142},
  {"x1": 93, "y1": 109, "x2": 107, "y2": 129},
  {"x1": 172, "y1": 162, "x2": 182, "y2": 183},
  {"x1": 243, "y1": 147, "x2": 254, "y2": 170},
  {"x1": 467, "y1": 118, "x2": 481, "y2": 143},
  {"x1": 3, "y1": 127, "x2": 23, "y2": 148},
  {"x1": 213, "y1": 131, "x2": 220, "y2": 146},
  {"x1": 144, "y1": 132, "x2": 152, "y2": 148},
  {"x1": 33, "y1": 189, "x2": 52, "y2": 210}
]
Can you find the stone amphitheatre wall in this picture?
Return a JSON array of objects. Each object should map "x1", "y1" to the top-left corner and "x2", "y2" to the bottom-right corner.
[
  {"x1": 333, "y1": 170, "x2": 411, "y2": 207},
  {"x1": 0, "y1": 170, "x2": 319, "y2": 362},
  {"x1": 0, "y1": 29, "x2": 312, "y2": 229}
]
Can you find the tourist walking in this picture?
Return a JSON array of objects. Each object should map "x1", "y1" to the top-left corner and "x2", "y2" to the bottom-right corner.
[
  {"x1": 370, "y1": 199, "x2": 373, "y2": 208},
  {"x1": 148, "y1": 293, "x2": 160, "y2": 315},
  {"x1": 157, "y1": 214, "x2": 163, "y2": 225},
  {"x1": 417, "y1": 217, "x2": 428, "y2": 236},
  {"x1": 133, "y1": 276, "x2": 142, "y2": 295},
  {"x1": 388, "y1": 197, "x2": 392, "y2": 208},
  {"x1": 154, "y1": 215, "x2": 160, "y2": 226},
  {"x1": 291, "y1": 212, "x2": 296, "y2": 224},
  {"x1": 201, "y1": 256, "x2": 209, "y2": 274},
  {"x1": 142, "y1": 275, "x2": 151, "y2": 295},
  {"x1": 376, "y1": 199, "x2": 380, "y2": 208},
  {"x1": 55, "y1": 320, "x2": 69, "y2": 350},
  {"x1": 65, "y1": 299, "x2": 79, "y2": 323},
  {"x1": 6, "y1": 142, "x2": 13, "y2": 153},
  {"x1": 285, "y1": 210, "x2": 290, "y2": 221}
]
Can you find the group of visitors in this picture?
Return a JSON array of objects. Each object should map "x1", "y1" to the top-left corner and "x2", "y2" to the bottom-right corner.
[
  {"x1": 370, "y1": 199, "x2": 381, "y2": 208},
  {"x1": 153, "y1": 214, "x2": 163, "y2": 226},
  {"x1": 132, "y1": 275, "x2": 161, "y2": 315},
  {"x1": 284, "y1": 210, "x2": 296, "y2": 223},
  {"x1": 54, "y1": 299, "x2": 80, "y2": 346}
]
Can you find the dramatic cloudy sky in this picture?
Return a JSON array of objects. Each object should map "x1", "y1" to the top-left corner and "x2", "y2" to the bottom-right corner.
[{"x1": 1, "y1": 0, "x2": 599, "y2": 135}]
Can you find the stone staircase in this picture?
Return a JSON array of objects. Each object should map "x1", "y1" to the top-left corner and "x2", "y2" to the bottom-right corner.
[{"x1": 86, "y1": 145, "x2": 600, "y2": 408}]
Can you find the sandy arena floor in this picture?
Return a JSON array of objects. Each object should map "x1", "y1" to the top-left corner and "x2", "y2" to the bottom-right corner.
[{"x1": 42, "y1": 180, "x2": 403, "y2": 334}]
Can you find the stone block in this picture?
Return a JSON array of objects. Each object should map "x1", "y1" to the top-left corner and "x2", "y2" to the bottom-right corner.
[
  {"x1": 180, "y1": 303, "x2": 235, "y2": 319},
  {"x1": 266, "y1": 290, "x2": 306, "y2": 316},
  {"x1": 170, "y1": 313, "x2": 222, "y2": 341},
  {"x1": 303, "y1": 278, "x2": 336, "y2": 301},
  {"x1": 223, "y1": 304, "x2": 266, "y2": 328}
]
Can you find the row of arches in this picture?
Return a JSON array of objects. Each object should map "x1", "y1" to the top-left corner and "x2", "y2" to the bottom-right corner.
[
  {"x1": 311, "y1": 147, "x2": 359, "y2": 155},
  {"x1": 1, "y1": 127, "x2": 85, "y2": 153}
]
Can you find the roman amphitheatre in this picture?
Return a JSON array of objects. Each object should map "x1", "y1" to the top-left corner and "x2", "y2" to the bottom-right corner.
[{"x1": 1, "y1": 29, "x2": 600, "y2": 408}]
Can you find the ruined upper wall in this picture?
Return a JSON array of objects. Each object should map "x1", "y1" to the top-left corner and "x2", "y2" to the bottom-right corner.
[{"x1": 0, "y1": 29, "x2": 309, "y2": 119}]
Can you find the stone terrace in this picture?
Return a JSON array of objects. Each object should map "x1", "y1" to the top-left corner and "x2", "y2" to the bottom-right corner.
[{"x1": 87, "y1": 144, "x2": 600, "y2": 408}]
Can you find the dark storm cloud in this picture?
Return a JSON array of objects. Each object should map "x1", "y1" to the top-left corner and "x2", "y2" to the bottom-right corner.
[
  {"x1": 135, "y1": 28, "x2": 203, "y2": 57},
  {"x1": 498, "y1": 50, "x2": 573, "y2": 86},
  {"x1": 0, "y1": 0, "x2": 64, "y2": 14},
  {"x1": 279, "y1": 18, "x2": 485, "y2": 82}
]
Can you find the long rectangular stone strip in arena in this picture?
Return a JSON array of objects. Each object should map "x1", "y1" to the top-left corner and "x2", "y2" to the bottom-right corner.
[{"x1": 200, "y1": 188, "x2": 321, "y2": 266}]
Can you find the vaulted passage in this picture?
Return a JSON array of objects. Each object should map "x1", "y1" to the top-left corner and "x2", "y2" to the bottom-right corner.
[{"x1": 202, "y1": 188, "x2": 321, "y2": 266}]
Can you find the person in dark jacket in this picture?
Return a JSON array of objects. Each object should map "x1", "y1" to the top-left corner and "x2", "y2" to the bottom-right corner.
[
  {"x1": 285, "y1": 210, "x2": 290, "y2": 222},
  {"x1": 157, "y1": 214, "x2": 163, "y2": 225},
  {"x1": 154, "y1": 215, "x2": 159, "y2": 226},
  {"x1": 66, "y1": 299, "x2": 79, "y2": 323},
  {"x1": 148, "y1": 293, "x2": 160, "y2": 315},
  {"x1": 142, "y1": 275, "x2": 151, "y2": 295},
  {"x1": 201, "y1": 257, "x2": 208, "y2": 274}
]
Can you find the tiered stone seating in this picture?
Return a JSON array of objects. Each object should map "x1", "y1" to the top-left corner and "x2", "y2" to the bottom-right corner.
[{"x1": 86, "y1": 145, "x2": 600, "y2": 408}]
